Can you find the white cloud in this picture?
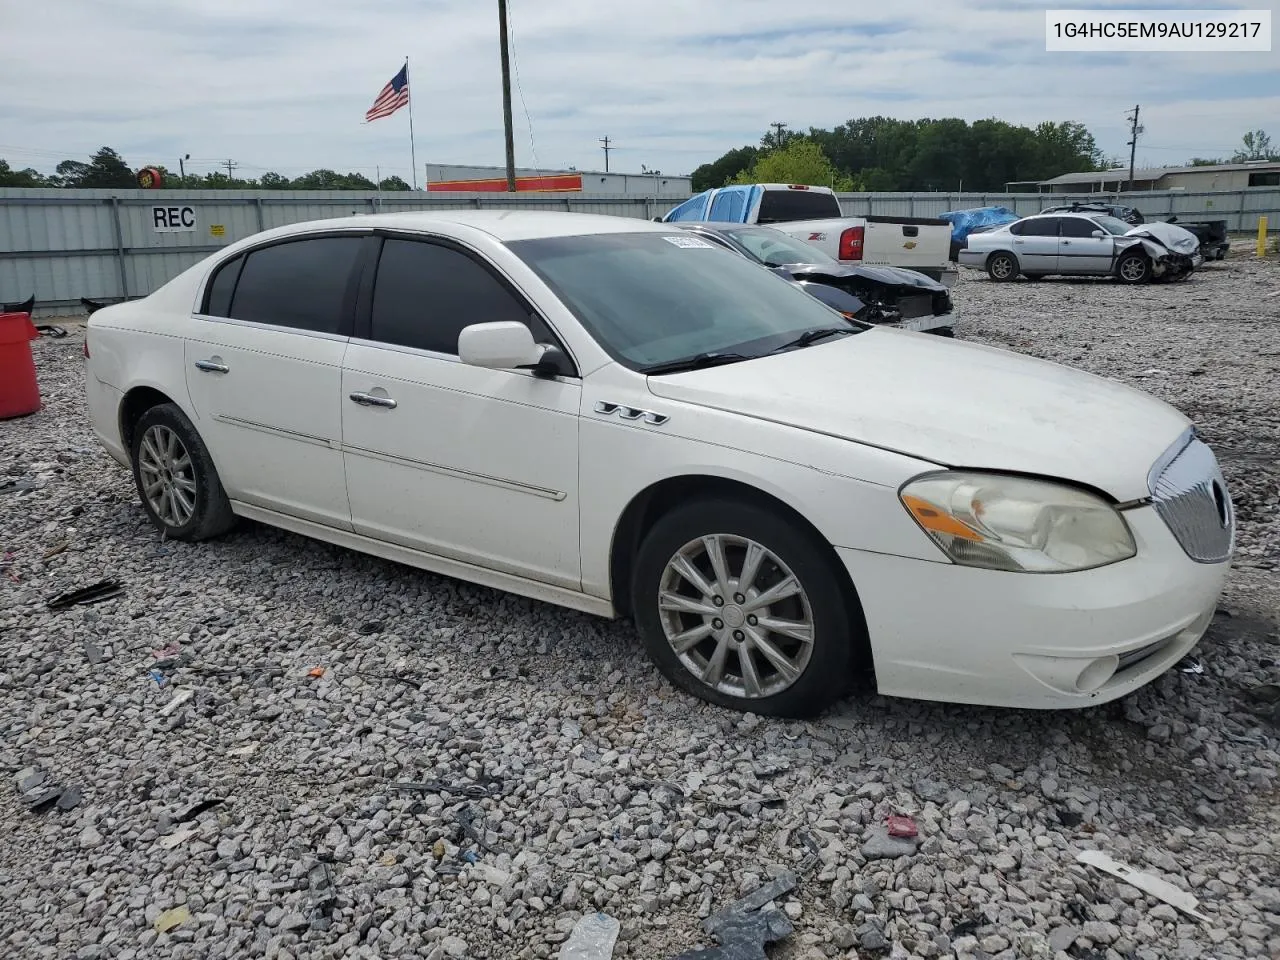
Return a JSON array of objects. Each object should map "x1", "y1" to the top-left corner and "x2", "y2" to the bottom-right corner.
[{"x1": 0, "y1": 0, "x2": 1274, "y2": 181}]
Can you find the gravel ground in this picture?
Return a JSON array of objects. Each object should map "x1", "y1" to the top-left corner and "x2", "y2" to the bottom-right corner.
[{"x1": 2, "y1": 255, "x2": 1278, "y2": 960}]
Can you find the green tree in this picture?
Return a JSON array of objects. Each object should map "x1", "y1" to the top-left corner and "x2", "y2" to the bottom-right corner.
[
  {"x1": 1187, "y1": 157, "x2": 1223, "y2": 167},
  {"x1": 731, "y1": 139, "x2": 857, "y2": 191},
  {"x1": 691, "y1": 145, "x2": 759, "y2": 191},
  {"x1": 78, "y1": 147, "x2": 136, "y2": 188},
  {"x1": 258, "y1": 171, "x2": 292, "y2": 189},
  {"x1": 1231, "y1": 129, "x2": 1277, "y2": 162},
  {"x1": 378, "y1": 175, "x2": 411, "y2": 191},
  {"x1": 0, "y1": 159, "x2": 47, "y2": 186}
]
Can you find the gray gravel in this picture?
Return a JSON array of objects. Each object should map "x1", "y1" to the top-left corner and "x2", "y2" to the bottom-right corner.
[{"x1": 2, "y1": 254, "x2": 1278, "y2": 960}]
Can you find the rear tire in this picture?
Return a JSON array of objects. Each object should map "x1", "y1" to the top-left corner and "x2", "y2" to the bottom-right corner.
[
  {"x1": 1116, "y1": 252, "x2": 1152, "y2": 284},
  {"x1": 631, "y1": 497, "x2": 861, "y2": 718},
  {"x1": 986, "y1": 252, "x2": 1018, "y2": 282},
  {"x1": 130, "y1": 403, "x2": 236, "y2": 541}
]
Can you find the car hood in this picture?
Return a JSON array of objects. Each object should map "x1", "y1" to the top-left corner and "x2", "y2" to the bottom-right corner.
[
  {"x1": 645, "y1": 331, "x2": 1189, "y2": 501},
  {"x1": 780, "y1": 262, "x2": 946, "y2": 291},
  {"x1": 1127, "y1": 222, "x2": 1199, "y2": 255}
]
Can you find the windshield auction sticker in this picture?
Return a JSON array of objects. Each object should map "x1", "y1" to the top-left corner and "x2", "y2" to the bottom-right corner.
[
  {"x1": 1046, "y1": 9, "x2": 1271, "y2": 51},
  {"x1": 662, "y1": 236, "x2": 717, "y2": 248}
]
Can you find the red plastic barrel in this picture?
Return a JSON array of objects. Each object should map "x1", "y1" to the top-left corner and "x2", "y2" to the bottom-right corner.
[{"x1": 0, "y1": 311, "x2": 41, "y2": 419}]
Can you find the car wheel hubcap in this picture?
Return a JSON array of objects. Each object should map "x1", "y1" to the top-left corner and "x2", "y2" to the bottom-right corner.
[
  {"x1": 138, "y1": 424, "x2": 196, "y2": 528},
  {"x1": 657, "y1": 534, "x2": 815, "y2": 700},
  {"x1": 993, "y1": 258, "x2": 1012, "y2": 278},
  {"x1": 1121, "y1": 259, "x2": 1144, "y2": 280}
]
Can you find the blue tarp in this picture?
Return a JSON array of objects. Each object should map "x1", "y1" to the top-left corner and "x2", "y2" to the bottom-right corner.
[{"x1": 938, "y1": 206, "x2": 1019, "y2": 243}]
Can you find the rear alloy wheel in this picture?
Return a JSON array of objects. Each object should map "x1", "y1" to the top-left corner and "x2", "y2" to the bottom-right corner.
[
  {"x1": 1116, "y1": 253, "x2": 1152, "y2": 284},
  {"x1": 632, "y1": 498, "x2": 859, "y2": 717},
  {"x1": 986, "y1": 252, "x2": 1018, "y2": 282},
  {"x1": 130, "y1": 403, "x2": 236, "y2": 541}
]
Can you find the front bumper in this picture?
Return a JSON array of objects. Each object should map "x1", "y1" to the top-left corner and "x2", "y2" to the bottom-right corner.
[{"x1": 839, "y1": 504, "x2": 1229, "y2": 709}]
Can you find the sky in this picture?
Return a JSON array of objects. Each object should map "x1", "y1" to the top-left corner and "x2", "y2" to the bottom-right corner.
[{"x1": 1, "y1": 0, "x2": 1277, "y2": 185}]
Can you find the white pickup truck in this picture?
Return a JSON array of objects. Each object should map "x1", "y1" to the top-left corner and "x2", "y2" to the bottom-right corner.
[{"x1": 660, "y1": 183, "x2": 958, "y2": 287}]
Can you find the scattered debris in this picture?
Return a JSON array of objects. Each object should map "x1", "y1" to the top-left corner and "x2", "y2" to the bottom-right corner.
[
  {"x1": 357, "y1": 621, "x2": 384, "y2": 635},
  {"x1": 795, "y1": 829, "x2": 822, "y2": 875},
  {"x1": 457, "y1": 805, "x2": 500, "y2": 854},
  {"x1": 159, "y1": 828, "x2": 199, "y2": 850},
  {"x1": 41, "y1": 542, "x2": 69, "y2": 560},
  {"x1": 390, "y1": 777, "x2": 503, "y2": 799},
  {"x1": 702, "y1": 871, "x2": 797, "y2": 935},
  {"x1": 308, "y1": 666, "x2": 327, "y2": 679},
  {"x1": 0, "y1": 478, "x2": 45, "y2": 496},
  {"x1": 174, "y1": 798, "x2": 226, "y2": 823},
  {"x1": 153, "y1": 905, "x2": 190, "y2": 934},
  {"x1": 559, "y1": 912, "x2": 620, "y2": 959},
  {"x1": 886, "y1": 814, "x2": 918, "y2": 838},
  {"x1": 432, "y1": 839, "x2": 447, "y2": 860},
  {"x1": 158, "y1": 687, "x2": 195, "y2": 716},
  {"x1": 676, "y1": 908, "x2": 793, "y2": 960},
  {"x1": 707, "y1": 793, "x2": 784, "y2": 811},
  {"x1": 227, "y1": 744, "x2": 259, "y2": 758},
  {"x1": 1076, "y1": 849, "x2": 1209, "y2": 922},
  {"x1": 46, "y1": 579, "x2": 123, "y2": 611},
  {"x1": 1179, "y1": 657, "x2": 1205, "y2": 675},
  {"x1": 151, "y1": 643, "x2": 181, "y2": 660},
  {"x1": 147, "y1": 669, "x2": 167, "y2": 687}
]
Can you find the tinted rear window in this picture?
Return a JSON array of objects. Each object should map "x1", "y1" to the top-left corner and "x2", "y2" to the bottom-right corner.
[
  {"x1": 229, "y1": 237, "x2": 363, "y2": 334},
  {"x1": 756, "y1": 189, "x2": 842, "y2": 223}
]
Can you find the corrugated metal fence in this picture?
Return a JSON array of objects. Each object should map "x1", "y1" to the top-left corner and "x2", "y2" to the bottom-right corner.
[{"x1": 3, "y1": 186, "x2": 1277, "y2": 314}]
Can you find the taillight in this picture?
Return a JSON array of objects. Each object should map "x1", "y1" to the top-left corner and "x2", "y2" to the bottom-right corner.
[{"x1": 839, "y1": 226, "x2": 864, "y2": 261}]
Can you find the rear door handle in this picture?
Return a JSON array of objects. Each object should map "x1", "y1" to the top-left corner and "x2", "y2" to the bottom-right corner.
[
  {"x1": 1013, "y1": 239, "x2": 1025, "y2": 244},
  {"x1": 1062, "y1": 240, "x2": 1072, "y2": 245},
  {"x1": 349, "y1": 391, "x2": 397, "y2": 409},
  {"x1": 194, "y1": 359, "x2": 229, "y2": 373}
]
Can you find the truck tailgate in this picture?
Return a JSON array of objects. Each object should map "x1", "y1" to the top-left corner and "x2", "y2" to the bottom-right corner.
[{"x1": 863, "y1": 216, "x2": 952, "y2": 274}]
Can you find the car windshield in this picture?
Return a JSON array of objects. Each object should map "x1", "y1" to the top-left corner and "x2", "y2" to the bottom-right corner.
[
  {"x1": 1091, "y1": 215, "x2": 1132, "y2": 235},
  {"x1": 507, "y1": 232, "x2": 861, "y2": 371},
  {"x1": 720, "y1": 227, "x2": 837, "y2": 266}
]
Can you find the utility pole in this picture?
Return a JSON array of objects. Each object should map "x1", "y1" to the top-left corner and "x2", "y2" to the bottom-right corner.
[
  {"x1": 179, "y1": 153, "x2": 190, "y2": 180},
  {"x1": 498, "y1": 0, "x2": 517, "y2": 192},
  {"x1": 1125, "y1": 104, "x2": 1142, "y2": 194},
  {"x1": 768, "y1": 121, "x2": 788, "y2": 147},
  {"x1": 223, "y1": 159, "x2": 239, "y2": 180},
  {"x1": 599, "y1": 136, "x2": 613, "y2": 173}
]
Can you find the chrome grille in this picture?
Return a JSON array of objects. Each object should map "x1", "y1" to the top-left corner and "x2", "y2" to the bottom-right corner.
[{"x1": 1148, "y1": 430, "x2": 1234, "y2": 564}]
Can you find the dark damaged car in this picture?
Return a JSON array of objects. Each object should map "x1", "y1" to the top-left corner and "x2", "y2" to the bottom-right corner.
[{"x1": 674, "y1": 222, "x2": 956, "y2": 336}]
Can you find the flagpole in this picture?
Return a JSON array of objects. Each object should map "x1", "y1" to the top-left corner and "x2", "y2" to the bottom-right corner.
[{"x1": 405, "y1": 56, "x2": 418, "y2": 190}]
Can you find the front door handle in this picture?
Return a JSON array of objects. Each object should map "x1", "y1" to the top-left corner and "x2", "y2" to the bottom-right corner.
[
  {"x1": 194, "y1": 359, "x2": 229, "y2": 373},
  {"x1": 1062, "y1": 240, "x2": 1072, "y2": 246},
  {"x1": 349, "y1": 391, "x2": 397, "y2": 409}
]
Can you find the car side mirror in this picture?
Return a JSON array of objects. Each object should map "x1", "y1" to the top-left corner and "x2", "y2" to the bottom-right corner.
[
  {"x1": 458, "y1": 321, "x2": 547, "y2": 370},
  {"x1": 1092, "y1": 230, "x2": 1107, "y2": 239}
]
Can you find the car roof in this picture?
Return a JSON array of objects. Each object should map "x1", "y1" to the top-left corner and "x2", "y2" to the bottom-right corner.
[
  {"x1": 1023, "y1": 212, "x2": 1102, "y2": 220},
  {"x1": 235, "y1": 210, "x2": 677, "y2": 244}
]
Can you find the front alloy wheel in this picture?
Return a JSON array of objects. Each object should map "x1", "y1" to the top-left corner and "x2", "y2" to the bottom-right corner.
[
  {"x1": 632, "y1": 498, "x2": 862, "y2": 717},
  {"x1": 658, "y1": 534, "x2": 815, "y2": 700}
]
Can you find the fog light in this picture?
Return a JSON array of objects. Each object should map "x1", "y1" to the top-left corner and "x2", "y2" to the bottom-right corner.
[{"x1": 1075, "y1": 656, "x2": 1119, "y2": 694}]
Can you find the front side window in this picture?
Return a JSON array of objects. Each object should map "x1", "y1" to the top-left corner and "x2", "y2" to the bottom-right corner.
[
  {"x1": 508, "y1": 232, "x2": 862, "y2": 371},
  {"x1": 1091, "y1": 216, "x2": 1132, "y2": 236},
  {"x1": 1059, "y1": 218, "x2": 1100, "y2": 238},
  {"x1": 369, "y1": 238, "x2": 538, "y2": 354},
  {"x1": 227, "y1": 236, "x2": 363, "y2": 334}
]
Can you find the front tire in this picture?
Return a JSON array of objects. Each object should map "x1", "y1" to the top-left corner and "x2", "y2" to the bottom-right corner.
[
  {"x1": 986, "y1": 252, "x2": 1018, "y2": 282},
  {"x1": 1116, "y1": 252, "x2": 1152, "y2": 284},
  {"x1": 130, "y1": 403, "x2": 236, "y2": 541},
  {"x1": 631, "y1": 498, "x2": 860, "y2": 717}
]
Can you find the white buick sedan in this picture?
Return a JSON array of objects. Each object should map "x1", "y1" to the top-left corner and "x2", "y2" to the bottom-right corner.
[{"x1": 83, "y1": 211, "x2": 1234, "y2": 717}]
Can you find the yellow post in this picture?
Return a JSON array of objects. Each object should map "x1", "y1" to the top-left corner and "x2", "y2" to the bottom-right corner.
[{"x1": 1258, "y1": 216, "x2": 1268, "y2": 257}]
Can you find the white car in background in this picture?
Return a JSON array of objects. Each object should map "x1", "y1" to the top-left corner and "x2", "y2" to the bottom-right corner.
[
  {"x1": 959, "y1": 212, "x2": 1201, "y2": 283},
  {"x1": 84, "y1": 212, "x2": 1233, "y2": 717}
]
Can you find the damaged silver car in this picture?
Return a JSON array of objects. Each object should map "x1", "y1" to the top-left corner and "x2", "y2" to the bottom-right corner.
[{"x1": 958, "y1": 212, "x2": 1201, "y2": 284}]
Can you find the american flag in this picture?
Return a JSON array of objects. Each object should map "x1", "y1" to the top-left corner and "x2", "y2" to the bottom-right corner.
[{"x1": 365, "y1": 64, "x2": 409, "y2": 122}]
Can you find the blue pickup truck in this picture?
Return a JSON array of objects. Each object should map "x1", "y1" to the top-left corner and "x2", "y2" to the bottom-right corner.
[{"x1": 660, "y1": 183, "x2": 958, "y2": 285}]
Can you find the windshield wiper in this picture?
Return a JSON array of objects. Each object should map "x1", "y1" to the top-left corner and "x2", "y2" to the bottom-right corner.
[
  {"x1": 641, "y1": 351, "x2": 755, "y2": 375},
  {"x1": 771, "y1": 327, "x2": 856, "y2": 354}
]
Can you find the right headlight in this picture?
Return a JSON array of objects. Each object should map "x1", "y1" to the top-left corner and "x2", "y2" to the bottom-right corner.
[{"x1": 899, "y1": 472, "x2": 1136, "y2": 573}]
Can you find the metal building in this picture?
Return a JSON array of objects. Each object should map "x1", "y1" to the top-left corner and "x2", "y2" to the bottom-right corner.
[{"x1": 424, "y1": 163, "x2": 691, "y2": 196}]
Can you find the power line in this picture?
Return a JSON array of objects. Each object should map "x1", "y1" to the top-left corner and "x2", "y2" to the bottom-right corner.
[
  {"x1": 223, "y1": 159, "x2": 239, "y2": 179},
  {"x1": 505, "y1": 0, "x2": 541, "y2": 175}
]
